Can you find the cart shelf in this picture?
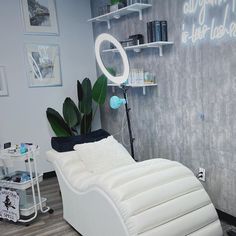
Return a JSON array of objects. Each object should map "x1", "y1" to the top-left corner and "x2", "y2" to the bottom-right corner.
[
  {"x1": 20, "y1": 196, "x2": 47, "y2": 217},
  {"x1": 0, "y1": 171, "x2": 43, "y2": 190}
]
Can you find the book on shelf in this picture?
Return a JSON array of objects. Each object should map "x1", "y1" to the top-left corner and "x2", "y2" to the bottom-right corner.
[
  {"x1": 147, "y1": 20, "x2": 168, "y2": 43},
  {"x1": 151, "y1": 21, "x2": 156, "y2": 42},
  {"x1": 153, "y1": 21, "x2": 162, "y2": 42},
  {"x1": 147, "y1": 21, "x2": 152, "y2": 43},
  {"x1": 160, "y1": 21, "x2": 168, "y2": 41}
]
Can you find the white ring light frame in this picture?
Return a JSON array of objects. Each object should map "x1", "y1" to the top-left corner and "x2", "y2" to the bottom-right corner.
[{"x1": 95, "y1": 33, "x2": 130, "y2": 85}]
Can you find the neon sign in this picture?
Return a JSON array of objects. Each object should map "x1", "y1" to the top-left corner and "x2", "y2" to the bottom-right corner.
[{"x1": 182, "y1": 0, "x2": 236, "y2": 43}]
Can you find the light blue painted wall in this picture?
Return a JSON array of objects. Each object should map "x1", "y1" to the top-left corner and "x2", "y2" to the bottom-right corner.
[{"x1": 0, "y1": 0, "x2": 98, "y2": 173}]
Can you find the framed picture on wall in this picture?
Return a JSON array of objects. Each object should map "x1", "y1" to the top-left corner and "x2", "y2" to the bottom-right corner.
[
  {"x1": 21, "y1": 0, "x2": 59, "y2": 35},
  {"x1": 0, "y1": 66, "x2": 8, "y2": 96},
  {"x1": 26, "y1": 44, "x2": 62, "y2": 87}
]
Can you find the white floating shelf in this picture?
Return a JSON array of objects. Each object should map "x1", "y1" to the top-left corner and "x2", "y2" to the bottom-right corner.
[
  {"x1": 103, "y1": 41, "x2": 174, "y2": 56},
  {"x1": 88, "y1": 3, "x2": 152, "y2": 29},
  {"x1": 108, "y1": 83, "x2": 157, "y2": 95}
]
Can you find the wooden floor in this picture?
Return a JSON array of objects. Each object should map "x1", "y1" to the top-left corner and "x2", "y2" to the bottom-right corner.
[
  {"x1": 0, "y1": 177, "x2": 81, "y2": 236},
  {"x1": 0, "y1": 177, "x2": 235, "y2": 236}
]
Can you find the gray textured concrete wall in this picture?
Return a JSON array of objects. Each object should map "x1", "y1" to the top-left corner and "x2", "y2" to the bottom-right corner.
[{"x1": 91, "y1": 0, "x2": 236, "y2": 216}]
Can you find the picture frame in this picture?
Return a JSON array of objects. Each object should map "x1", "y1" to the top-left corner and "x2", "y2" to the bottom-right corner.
[
  {"x1": 25, "y1": 44, "x2": 62, "y2": 87},
  {"x1": 21, "y1": 0, "x2": 59, "y2": 35},
  {"x1": 0, "y1": 66, "x2": 9, "y2": 96}
]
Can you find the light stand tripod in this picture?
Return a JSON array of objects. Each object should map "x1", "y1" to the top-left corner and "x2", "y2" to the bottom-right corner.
[{"x1": 121, "y1": 85, "x2": 135, "y2": 160}]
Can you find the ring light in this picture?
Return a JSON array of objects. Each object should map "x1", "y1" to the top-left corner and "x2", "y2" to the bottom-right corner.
[{"x1": 95, "y1": 33, "x2": 129, "y2": 85}]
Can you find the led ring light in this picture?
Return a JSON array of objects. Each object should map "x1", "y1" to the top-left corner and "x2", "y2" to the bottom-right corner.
[{"x1": 95, "y1": 33, "x2": 129, "y2": 85}]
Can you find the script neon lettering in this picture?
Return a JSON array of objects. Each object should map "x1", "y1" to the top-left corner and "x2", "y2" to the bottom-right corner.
[{"x1": 182, "y1": 0, "x2": 236, "y2": 43}]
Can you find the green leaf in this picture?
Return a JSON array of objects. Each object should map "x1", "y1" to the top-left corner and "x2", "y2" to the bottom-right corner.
[
  {"x1": 92, "y1": 74, "x2": 107, "y2": 105},
  {"x1": 107, "y1": 68, "x2": 116, "y2": 76},
  {"x1": 46, "y1": 108, "x2": 73, "y2": 137},
  {"x1": 63, "y1": 97, "x2": 81, "y2": 128},
  {"x1": 111, "y1": 0, "x2": 122, "y2": 4},
  {"x1": 79, "y1": 78, "x2": 92, "y2": 115},
  {"x1": 80, "y1": 112, "x2": 92, "y2": 134},
  {"x1": 77, "y1": 80, "x2": 83, "y2": 102}
]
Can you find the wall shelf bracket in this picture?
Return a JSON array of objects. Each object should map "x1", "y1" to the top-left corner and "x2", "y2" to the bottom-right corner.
[
  {"x1": 159, "y1": 46, "x2": 163, "y2": 57},
  {"x1": 139, "y1": 9, "x2": 143, "y2": 20},
  {"x1": 107, "y1": 20, "x2": 111, "y2": 29},
  {"x1": 127, "y1": 8, "x2": 143, "y2": 20},
  {"x1": 142, "y1": 87, "x2": 146, "y2": 95},
  {"x1": 147, "y1": 45, "x2": 163, "y2": 56}
]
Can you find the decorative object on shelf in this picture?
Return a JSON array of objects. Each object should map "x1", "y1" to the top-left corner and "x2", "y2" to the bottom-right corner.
[
  {"x1": 25, "y1": 44, "x2": 61, "y2": 87},
  {"x1": 161, "y1": 21, "x2": 168, "y2": 41},
  {"x1": 126, "y1": 68, "x2": 155, "y2": 85},
  {"x1": 128, "y1": 0, "x2": 149, "y2": 4},
  {"x1": 128, "y1": 68, "x2": 145, "y2": 84},
  {"x1": 0, "y1": 66, "x2": 8, "y2": 96},
  {"x1": 98, "y1": 4, "x2": 111, "y2": 16},
  {"x1": 128, "y1": 34, "x2": 144, "y2": 45},
  {"x1": 111, "y1": 34, "x2": 144, "y2": 49},
  {"x1": 147, "y1": 20, "x2": 168, "y2": 43},
  {"x1": 110, "y1": 0, "x2": 126, "y2": 12},
  {"x1": 108, "y1": 83, "x2": 157, "y2": 95},
  {"x1": 21, "y1": 0, "x2": 59, "y2": 35},
  {"x1": 144, "y1": 71, "x2": 155, "y2": 84},
  {"x1": 46, "y1": 73, "x2": 110, "y2": 136},
  {"x1": 95, "y1": 33, "x2": 135, "y2": 160}
]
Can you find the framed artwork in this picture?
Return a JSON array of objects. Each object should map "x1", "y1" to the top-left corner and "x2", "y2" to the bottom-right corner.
[
  {"x1": 0, "y1": 66, "x2": 8, "y2": 96},
  {"x1": 26, "y1": 44, "x2": 62, "y2": 87},
  {"x1": 21, "y1": 0, "x2": 59, "y2": 35}
]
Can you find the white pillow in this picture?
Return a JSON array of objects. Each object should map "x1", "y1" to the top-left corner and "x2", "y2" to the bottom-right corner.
[{"x1": 73, "y1": 136, "x2": 134, "y2": 174}]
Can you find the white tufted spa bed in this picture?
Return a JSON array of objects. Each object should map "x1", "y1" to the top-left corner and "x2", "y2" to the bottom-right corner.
[{"x1": 46, "y1": 136, "x2": 223, "y2": 236}]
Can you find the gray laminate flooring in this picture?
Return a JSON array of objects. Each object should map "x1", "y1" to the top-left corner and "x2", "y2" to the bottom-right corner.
[
  {"x1": 0, "y1": 177, "x2": 81, "y2": 236},
  {"x1": 0, "y1": 177, "x2": 235, "y2": 236}
]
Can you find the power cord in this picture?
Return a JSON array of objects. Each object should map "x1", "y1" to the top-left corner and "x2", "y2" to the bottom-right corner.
[{"x1": 112, "y1": 108, "x2": 130, "y2": 147}]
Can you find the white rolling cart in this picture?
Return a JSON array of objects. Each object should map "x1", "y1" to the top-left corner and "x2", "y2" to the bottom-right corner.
[{"x1": 0, "y1": 145, "x2": 53, "y2": 225}]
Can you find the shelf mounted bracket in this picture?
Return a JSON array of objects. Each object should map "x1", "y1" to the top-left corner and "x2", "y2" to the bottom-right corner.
[
  {"x1": 127, "y1": 8, "x2": 143, "y2": 20},
  {"x1": 159, "y1": 46, "x2": 163, "y2": 57},
  {"x1": 138, "y1": 9, "x2": 143, "y2": 20},
  {"x1": 142, "y1": 87, "x2": 146, "y2": 95},
  {"x1": 147, "y1": 44, "x2": 163, "y2": 56},
  {"x1": 107, "y1": 20, "x2": 111, "y2": 29}
]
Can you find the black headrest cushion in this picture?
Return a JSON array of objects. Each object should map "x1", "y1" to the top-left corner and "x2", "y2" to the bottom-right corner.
[{"x1": 51, "y1": 129, "x2": 110, "y2": 152}]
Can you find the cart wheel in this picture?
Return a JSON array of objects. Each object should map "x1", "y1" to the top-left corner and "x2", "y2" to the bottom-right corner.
[
  {"x1": 0, "y1": 218, "x2": 3, "y2": 221},
  {"x1": 25, "y1": 223, "x2": 30, "y2": 227},
  {"x1": 48, "y1": 208, "x2": 54, "y2": 214}
]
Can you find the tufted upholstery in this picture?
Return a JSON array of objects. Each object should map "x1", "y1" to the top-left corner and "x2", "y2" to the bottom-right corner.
[{"x1": 47, "y1": 142, "x2": 222, "y2": 236}]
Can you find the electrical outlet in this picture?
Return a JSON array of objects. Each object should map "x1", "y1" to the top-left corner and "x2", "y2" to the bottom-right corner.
[{"x1": 198, "y1": 167, "x2": 206, "y2": 182}]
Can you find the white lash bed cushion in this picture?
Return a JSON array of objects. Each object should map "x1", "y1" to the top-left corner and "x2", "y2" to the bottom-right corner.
[{"x1": 46, "y1": 136, "x2": 223, "y2": 236}]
